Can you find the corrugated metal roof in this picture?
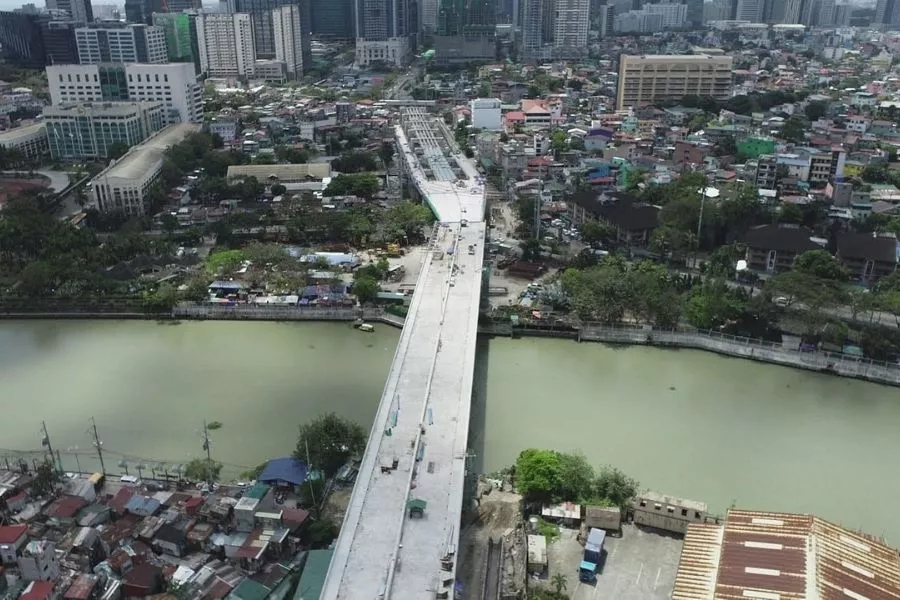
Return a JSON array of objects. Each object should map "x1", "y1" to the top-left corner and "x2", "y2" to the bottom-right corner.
[
  {"x1": 672, "y1": 522, "x2": 723, "y2": 600},
  {"x1": 672, "y1": 510, "x2": 900, "y2": 600}
]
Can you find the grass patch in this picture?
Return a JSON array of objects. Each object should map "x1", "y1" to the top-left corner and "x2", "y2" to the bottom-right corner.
[{"x1": 535, "y1": 517, "x2": 560, "y2": 543}]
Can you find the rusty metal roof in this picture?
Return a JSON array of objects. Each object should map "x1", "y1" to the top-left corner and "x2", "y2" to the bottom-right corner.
[
  {"x1": 671, "y1": 510, "x2": 900, "y2": 600},
  {"x1": 672, "y1": 523, "x2": 724, "y2": 600}
]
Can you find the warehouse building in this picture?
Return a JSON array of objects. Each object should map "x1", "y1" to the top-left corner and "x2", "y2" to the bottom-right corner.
[{"x1": 671, "y1": 509, "x2": 900, "y2": 600}]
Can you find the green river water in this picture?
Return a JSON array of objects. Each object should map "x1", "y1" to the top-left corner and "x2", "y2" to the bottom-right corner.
[{"x1": 0, "y1": 321, "x2": 897, "y2": 541}]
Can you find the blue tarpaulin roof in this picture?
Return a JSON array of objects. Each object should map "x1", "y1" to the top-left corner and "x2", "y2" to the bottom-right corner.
[{"x1": 258, "y1": 457, "x2": 308, "y2": 485}]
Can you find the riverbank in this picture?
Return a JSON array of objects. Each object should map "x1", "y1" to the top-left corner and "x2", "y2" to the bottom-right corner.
[{"x1": 3, "y1": 303, "x2": 899, "y2": 386}]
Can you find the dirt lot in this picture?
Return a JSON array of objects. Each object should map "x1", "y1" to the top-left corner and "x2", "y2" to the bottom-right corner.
[
  {"x1": 543, "y1": 524, "x2": 683, "y2": 600},
  {"x1": 457, "y1": 484, "x2": 523, "y2": 600},
  {"x1": 321, "y1": 485, "x2": 354, "y2": 524},
  {"x1": 0, "y1": 178, "x2": 49, "y2": 206}
]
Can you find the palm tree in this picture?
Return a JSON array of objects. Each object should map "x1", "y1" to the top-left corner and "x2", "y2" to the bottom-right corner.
[{"x1": 551, "y1": 573, "x2": 567, "y2": 596}]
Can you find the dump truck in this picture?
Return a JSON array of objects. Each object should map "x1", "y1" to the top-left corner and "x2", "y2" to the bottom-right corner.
[{"x1": 579, "y1": 528, "x2": 606, "y2": 583}]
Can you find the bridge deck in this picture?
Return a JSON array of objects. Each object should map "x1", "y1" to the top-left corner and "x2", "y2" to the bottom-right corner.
[{"x1": 322, "y1": 222, "x2": 485, "y2": 600}]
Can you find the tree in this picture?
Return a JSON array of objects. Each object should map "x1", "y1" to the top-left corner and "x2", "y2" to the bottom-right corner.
[
  {"x1": 332, "y1": 151, "x2": 378, "y2": 173},
  {"x1": 804, "y1": 101, "x2": 827, "y2": 121},
  {"x1": 353, "y1": 275, "x2": 380, "y2": 304},
  {"x1": 558, "y1": 452, "x2": 595, "y2": 501},
  {"x1": 270, "y1": 183, "x2": 287, "y2": 197},
  {"x1": 515, "y1": 448, "x2": 562, "y2": 502},
  {"x1": 160, "y1": 213, "x2": 179, "y2": 234},
  {"x1": 378, "y1": 142, "x2": 395, "y2": 167},
  {"x1": 779, "y1": 116, "x2": 807, "y2": 143},
  {"x1": 793, "y1": 249, "x2": 849, "y2": 281},
  {"x1": 324, "y1": 173, "x2": 380, "y2": 198},
  {"x1": 594, "y1": 466, "x2": 639, "y2": 510},
  {"x1": 30, "y1": 460, "x2": 59, "y2": 497},
  {"x1": 579, "y1": 220, "x2": 615, "y2": 248},
  {"x1": 551, "y1": 574, "x2": 568, "y2": 596},
  {"x1": 107, "y1": 141, "x2": 130, "y2": 160},
  {"x1": 307, "y1": 518, "x2": 338, "y2": 548},
  {"x1": 777, "y1": 203, "x2": 803, "y2": 224},
  {"x1": 143, "y1": 283, "x2": 178, "y2": 313},
  {"x1": 384, "y1": 202, "x2": 433, "y2": 242},
  {"x1": 294, "y1": 413, "x2": 366, "y2": 477},
  {"x1": 183, "y1": 458, "x2": 223, "y2": 483}
]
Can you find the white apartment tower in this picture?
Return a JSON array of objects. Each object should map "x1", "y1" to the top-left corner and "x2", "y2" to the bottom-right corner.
[
  {"x1": 735, "y1": 0, "x2": 763, "y2": 21},
  {"x1": 75, "y1": 24, "x2": 168, "y2": 64},
  {"x1": 272, "y1": 5, "x2": 311, "y2": 78},
  {"x1": 553, "y1": 0, "x2": 589, "y2": 53},
  {"x1": 196, "y1": 12, "x2": 256, "y2": 78}
]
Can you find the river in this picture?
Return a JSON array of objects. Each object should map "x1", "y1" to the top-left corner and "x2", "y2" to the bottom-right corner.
[{"x1": 1, "y1": 321, "x2": 898, "y2": 542}]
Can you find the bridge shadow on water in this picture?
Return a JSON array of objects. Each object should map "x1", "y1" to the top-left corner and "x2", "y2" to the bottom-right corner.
[{"x1": 468, "y1": 337, "x2": 490, "y2": 476}]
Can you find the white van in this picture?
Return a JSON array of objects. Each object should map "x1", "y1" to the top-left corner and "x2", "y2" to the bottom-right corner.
[{"x1": 120, "y1": 475, "x2": 140, "y2": 485}]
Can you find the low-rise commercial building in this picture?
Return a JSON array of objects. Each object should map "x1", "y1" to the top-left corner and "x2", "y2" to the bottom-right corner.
[
  {"x1": 743, "y1": 223, "x2": 823, "y2": 274},
  {"x1": 91, "y1": 123, "x2": 200, "y2": 216},
  {"x1": 44, "y1": 101, "x2": 166, "y2": 161},
  {"x1": 0, "y1": 122, "x2": 48, "y2": 159},
  {"x1": 225, "y1": 163, "x2": 331, "y2": 183},
  {"x1": 633, "y1": 492, "x2": 707, "y2": 535}
]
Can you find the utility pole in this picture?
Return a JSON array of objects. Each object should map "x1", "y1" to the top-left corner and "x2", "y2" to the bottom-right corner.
[
  {"x1": 304, "y1": 439, "x2": 319, "y2": 518},
  {"x1": 201, "y1": 421, "x2": 213, "y2": 487},
  {"x1": 40, "y1": 421, "x2": 57, "y2": 472},
  {"x1": 89, "y1": 417, "x2": 106, "y2": 475}
]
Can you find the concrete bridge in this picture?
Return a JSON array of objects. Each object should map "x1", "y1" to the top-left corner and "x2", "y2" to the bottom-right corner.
[{"x1": 320, "y1": 107, "x2": 486, "y2": 600}]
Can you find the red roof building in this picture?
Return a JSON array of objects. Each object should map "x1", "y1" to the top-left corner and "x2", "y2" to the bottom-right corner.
[
  {"x1": 44, "y1": 495, "x2": 86, "y2": 520},
  {"x1": 0, "y1": 524, "x2": 27, "y2": 545},
  {"x1": 64, "y1": 575, "x2": 99, "y2": 600},
  {"x1": 19, "y1": 581, "x2": 54, "y2": 600},
  {"x1": 0, "y1": 524, "x2": 28, "y2": 563}
]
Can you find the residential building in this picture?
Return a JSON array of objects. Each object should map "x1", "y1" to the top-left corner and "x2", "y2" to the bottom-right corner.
[
  {"x1": 614, "y1": 9, "x2": 663, "y2": 32},
  {"x1": 0, "y1": 525, "x2": 28, "y2": 564},
  {"x1": 124, "y1": 0, "x2": 166, "y2": 25},
  {"x1": 126, "y1": 62, "x2": 203, "y2": 124},
  {"x1": 17, "y1": 541, "x2": 59, "y2": 582},
  {"x1": 0, "y1": 12, "x2": 47, "y2": 68},
  {"x1": 0, "y1": 123, "x2": 49, "y2": 159},
  {"x1": 553, "y1": 0, "x2": 589, "y2": 56},
  {"x1": 41, "y1": 19, "x2": 79, "y2": 64},
  {"x1": 743, "y1": 224, "x2": 822, "y2": 274},
  {"x1": 875, "y1": 0, "x2": 900, "y2": 28},
  {"x1": 272, "y1": 5, "x2": 311, "y2": 79},
  {"x1": 197, "y1": 13, "x2": 257, "y2": 78},
  {"x1": 520, "y1": 0, "x2": 542, "y2": 61},
  {"x1": 837, "y1": 232, "x2": 899, "y2": 284},
  {"x1": 310, "y1": 0, "x2": 354, "y2": 37},
  {"x1": 570, "y1": 194, "x2": 660, "y2": 246},
  {"x1": 645, "y1": 1, "x2": 687, "y2": 28},
  {"x1": 633, "y1": 492, "x2": 707, "y2": 535},
  {"x1": 470, "y1": 98, "x2": 502, "y2": 130},
  {"x1": 91, "y1": 123, "x2": 201, "y2": 216},
  {"x1": 355, "y1": 0, "x2": 414, "y2": 66},
  {"x1": 75, "y1": 24, "x2": 169, "y2": 64},
  {"x1": 43, "y1": 101, "x2": 166, "y2": 161},
  {"x1": 152, "y1": 13, "x2": 201, "y2": 74},
  {"x1": 231, "y1": 0, "x2": 311, "y2": 60},
  {"x1": 616, "y1": 54, "x2": 733, "y2": 110},
  {"x1": 734, "y1": 0, "x2": 762, "y2": 20},
  {"x1": 671, "y1": 510, "x2": 900, "y2": 600},
  {"x1": 46, "y1": 0, "x2": 92, "y2": 22},
  {"x1": 47, "y1": 63, "x2": 203, "y2": 125}
]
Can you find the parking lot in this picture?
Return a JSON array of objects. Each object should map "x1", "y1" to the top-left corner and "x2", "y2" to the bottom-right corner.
[{"x1": 544, "y1": 524, "x2": 683, "y2": 600}]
